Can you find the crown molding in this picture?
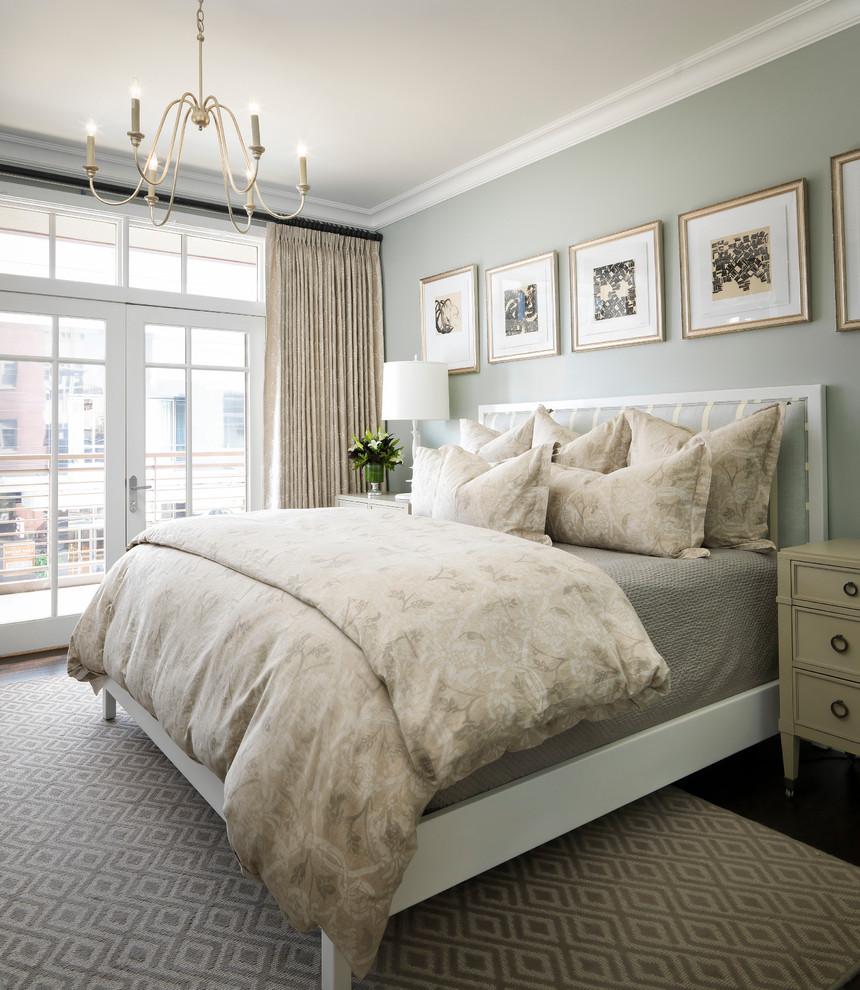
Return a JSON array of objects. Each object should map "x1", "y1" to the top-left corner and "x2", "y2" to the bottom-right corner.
[{"x1": 367, "y1": 0, "x2": 860, "y2": 228}]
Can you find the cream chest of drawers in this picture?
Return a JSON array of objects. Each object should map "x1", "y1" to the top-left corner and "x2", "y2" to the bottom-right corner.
[
  {"x1": 335, "y1": 493, "x2": 411, "y2": 514},
  {"x1": 777, "y1": 538, "x2": 860, "y2": 796}
]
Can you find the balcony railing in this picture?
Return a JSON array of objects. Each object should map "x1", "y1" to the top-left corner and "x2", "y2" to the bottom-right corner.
[{"x1": 0, "y1": 448, "x2": 245, "y2": 593}]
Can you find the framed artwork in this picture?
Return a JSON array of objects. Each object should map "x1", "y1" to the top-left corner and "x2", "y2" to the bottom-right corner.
[
  {"x1": 831, "y1": 147, "x2": 860, "y2": 332},
  {"x1": 569, "y1": 220, "x2": 664, "y2": 351},
  {"x1": 420, "y1": 264, "x2": 479, "y2": 374},
  {"x1": 679, "y1": 179, "x2": 809, "y2": 338},
  {"x1": 486, "y1": 251, "x2": 558, "y2": 363}
]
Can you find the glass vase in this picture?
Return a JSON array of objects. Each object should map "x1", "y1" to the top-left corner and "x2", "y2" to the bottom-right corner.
[{"x1": 364, "y1": 462, "x2": 384, "y2": 494}]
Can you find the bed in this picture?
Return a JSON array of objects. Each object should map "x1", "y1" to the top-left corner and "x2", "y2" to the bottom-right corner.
[{"x1": 67, "y1": 383, "x2": 827, "y2": 990}]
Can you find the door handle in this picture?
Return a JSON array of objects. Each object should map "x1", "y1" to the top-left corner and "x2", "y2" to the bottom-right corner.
[{"x1": 128, "y1": 474, "x2": 152, "y2": 513}]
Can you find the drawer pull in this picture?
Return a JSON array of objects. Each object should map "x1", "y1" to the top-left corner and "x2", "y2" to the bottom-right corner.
[
  {"x1": 830, "y1": 700, "x2": 850, "y2": 720},
  {"x1": 845, "y1": 581, "x2": 859, "y2": 597},
  {"x1": 830, "y1": 634, "x2": 849, "y2": 653}
]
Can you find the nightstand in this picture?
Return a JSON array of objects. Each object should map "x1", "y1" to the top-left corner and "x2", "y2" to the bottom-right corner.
[
  {"x1": 777, "y1": 538, "x2": 860, "y2": 796},
  {"x1": 335, "y1": 493, "x2": 412, "y2": 514}
]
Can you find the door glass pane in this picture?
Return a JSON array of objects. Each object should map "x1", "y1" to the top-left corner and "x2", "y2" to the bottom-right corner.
[
  {"x1": 0, "y1": 312, "x2": 52, "y2": 356},
  {"x1": 129, "y1": 226, "x2": 181, "y2": 293},
  {"x1": 191, "y1": 327, "x2": 246, "y2": 367},
  {"x1": 187, "y1": 236, "x2": 257, "y2": 301},
  {"x1": 191, "y1": 369, "x2": 246, "y2": 515},
  {"x1": 55, "y1": 215, "x2": 117, "y2": 285},
  {"x1": 145, "y1": 324, "x2": 185, "y2": 364},
  {"x1": 0, "y1": 360, "x2": 51, "y2": 621},
  {"x1": 0, "y1": 206, "x2": 50, "y2": 278},
  {"x1": 57, "y1": 363, "x2": 105, "y2": 615},
  {"x1": 59, "y1": 318, "x2": 106, "y2": 360},
  {"x1": 145, "y1": 367, "x2": 186, "y2": 526}
]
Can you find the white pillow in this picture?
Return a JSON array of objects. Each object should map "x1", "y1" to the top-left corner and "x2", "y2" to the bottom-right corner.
[
  {"x1": 410, "y1": 446, "x2": 443, "y2": 518},
  {"x1": 431, "y1": 444, "x2": 553, "y2": 545},
  {"x1": 546, "y1": 437, "x2": 712, "y2": 558},
  {"x1": 459, "y1": 419, "x2": 500, "y2": 453}
]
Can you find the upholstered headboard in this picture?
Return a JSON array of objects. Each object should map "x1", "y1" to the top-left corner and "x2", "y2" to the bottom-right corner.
[{"x1": 478, "y1": 384, "x2": 827, "y2": 550}]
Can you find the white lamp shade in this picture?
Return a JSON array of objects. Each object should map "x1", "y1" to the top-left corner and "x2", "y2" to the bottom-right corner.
[{"x1": 381, "y1": 360, "x2": 450, "y2": 421}]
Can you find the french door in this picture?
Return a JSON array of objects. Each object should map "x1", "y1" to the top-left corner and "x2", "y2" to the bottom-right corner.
[
  {"x1": 0, "y1": 296, "x2": 263, "y2": 656},
  {"x1": 124, "y1": 306, "x2": 264, "y2": 545}
]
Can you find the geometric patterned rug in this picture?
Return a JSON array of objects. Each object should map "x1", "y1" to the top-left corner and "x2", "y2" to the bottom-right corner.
[{"x1": 1, "y1": 675, "x2": 858, "y2": 990}]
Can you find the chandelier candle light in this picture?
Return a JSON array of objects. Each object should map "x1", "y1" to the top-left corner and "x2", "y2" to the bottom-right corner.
[{"x1": 82, "y1": 0, "x2": 310, "y2": 232}]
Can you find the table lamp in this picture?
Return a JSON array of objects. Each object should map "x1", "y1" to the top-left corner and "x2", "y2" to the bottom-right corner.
[{"x1": 381, "y1": 357, "x2": 450, "y2": 499}]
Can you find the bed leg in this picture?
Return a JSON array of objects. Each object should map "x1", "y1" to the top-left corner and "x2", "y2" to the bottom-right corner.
[
  {"x1": 320, "y1": 932, "x2": 352, "y2": 990},
  {"x1": 102, "y1": 689, "x2": 116, "y2": 721}
]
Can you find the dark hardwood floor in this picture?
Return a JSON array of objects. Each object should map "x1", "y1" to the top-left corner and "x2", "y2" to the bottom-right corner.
[
  {"x1": 678, "y1": 734, "x2": 860, "y2": 867},
  {"x1": 3, "y1": 652, "x2": 859, "y2": 985}
]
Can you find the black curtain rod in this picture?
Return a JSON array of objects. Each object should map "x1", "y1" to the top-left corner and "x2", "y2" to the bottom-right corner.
[{"x1": 0, "y1": 162, "x2": 383, "y2": 243}]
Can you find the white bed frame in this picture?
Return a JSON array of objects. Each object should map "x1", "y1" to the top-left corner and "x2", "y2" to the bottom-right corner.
[{"x1": 99, "y1": 383, "x2": 827, "y2": 990}]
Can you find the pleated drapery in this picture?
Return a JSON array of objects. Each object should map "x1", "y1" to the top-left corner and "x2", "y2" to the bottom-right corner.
[{"x1": 263, "y1": 224, "x2": 384, "y2": 508}]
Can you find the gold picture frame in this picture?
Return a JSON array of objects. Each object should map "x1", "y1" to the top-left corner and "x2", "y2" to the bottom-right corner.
[
  {"x1": 419, "y1": 264, "x2": 479, "y2": 374},
  {"x1": 679, "y1": 179, "x2": 809, "y2": 338},
  {"x1": 486, "y1": 251, "x2": 558, "y2": 363},
  {"x1": 831, "y1": 147, "x2": 860, "y2": 332},
  {"x1": 570, "y1": 220, "x2": 664, "y2": 352}
]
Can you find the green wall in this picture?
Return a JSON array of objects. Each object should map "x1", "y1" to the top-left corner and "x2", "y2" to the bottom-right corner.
[{"x1": 380, "y1": 26, "x2": 860, "y2": 539}]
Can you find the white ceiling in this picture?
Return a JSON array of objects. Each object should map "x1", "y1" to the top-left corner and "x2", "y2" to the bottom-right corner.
[{"x1": 1, "y1": 0, "x2": 859, "y2": 228}]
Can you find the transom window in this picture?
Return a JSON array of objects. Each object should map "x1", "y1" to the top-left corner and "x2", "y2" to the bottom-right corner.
[{"x1": 0, "y1": 200, "x2": 261, "y2": 302}]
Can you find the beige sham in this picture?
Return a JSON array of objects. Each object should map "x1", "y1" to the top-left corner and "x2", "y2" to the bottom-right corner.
[
  {"x1": 625, "y1": 404, "x2": 786, "y2": 551},
  {"x1": 553, "y1": 412, "x2": 632, "y2": 474},
  {"x1": 532, "y1": 404, "x2": 581, "y2": 447},
  {"x1": 433, "y1": 443, "x2": 552, "y2": 544},
  {"x1": 546, "y1": 437, "x2": 712, "y2": 558}
]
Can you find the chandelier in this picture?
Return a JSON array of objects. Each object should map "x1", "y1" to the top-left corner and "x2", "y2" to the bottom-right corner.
[{"x1": 82, "y1": 0, "x2": 310, "y2": 233}]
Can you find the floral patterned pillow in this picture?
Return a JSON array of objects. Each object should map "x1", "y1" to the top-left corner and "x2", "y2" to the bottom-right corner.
[
  {"x1": 459, "y1": 419, "x2": 500, "y2": 453},
  {"x1": 532, "y1": 404, "x2": 580, "y2": 447},
  {"x1": 546, "y1": 437, "x2": 712, "y2": 558},
  {"x1": 625, "y1": 404, "x2": 787, "y2": 551},
  {"x1": 431, "y1": 443, "x2": 552, "y2": 545},
  {"x1": 552, "y1": 412, "x2": 632, "y2": 474}
]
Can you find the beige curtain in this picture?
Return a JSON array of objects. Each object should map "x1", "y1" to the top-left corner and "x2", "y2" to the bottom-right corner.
[{"x1": 263, "y1": 224, "x2": 384, "y2": 508}]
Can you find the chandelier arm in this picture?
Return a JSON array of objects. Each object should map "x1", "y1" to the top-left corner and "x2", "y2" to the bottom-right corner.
[
  {"x1": 213, "y1": 131, "x2": 255, "y2": 234},
  {"x1": 207, "y1": 101, "x2": 257, "y2": 194},
  {"x1": 132, "y1": 94, "x2": 198, "y2": 184},
  {"x1": 255, "y1": 184, "x2": 308, "y2": 222},
  {"x1": 144, "y1": 105, "x2": 196, "y2": 228},
  {"x1": 86, "y1": 173, "x2": 148, "y2": 207}
]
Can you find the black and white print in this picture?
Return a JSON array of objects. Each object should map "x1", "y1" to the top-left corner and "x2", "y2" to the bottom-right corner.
[
  {"x1": 711, "y1": 226, "x2": 772, "y2": 300},
  {"x1": 434, "y1": 291, "x2": 462, "y2": 335},
  {"x1": 593, "y1": 260, "x2": 637, "y2": 321}
]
